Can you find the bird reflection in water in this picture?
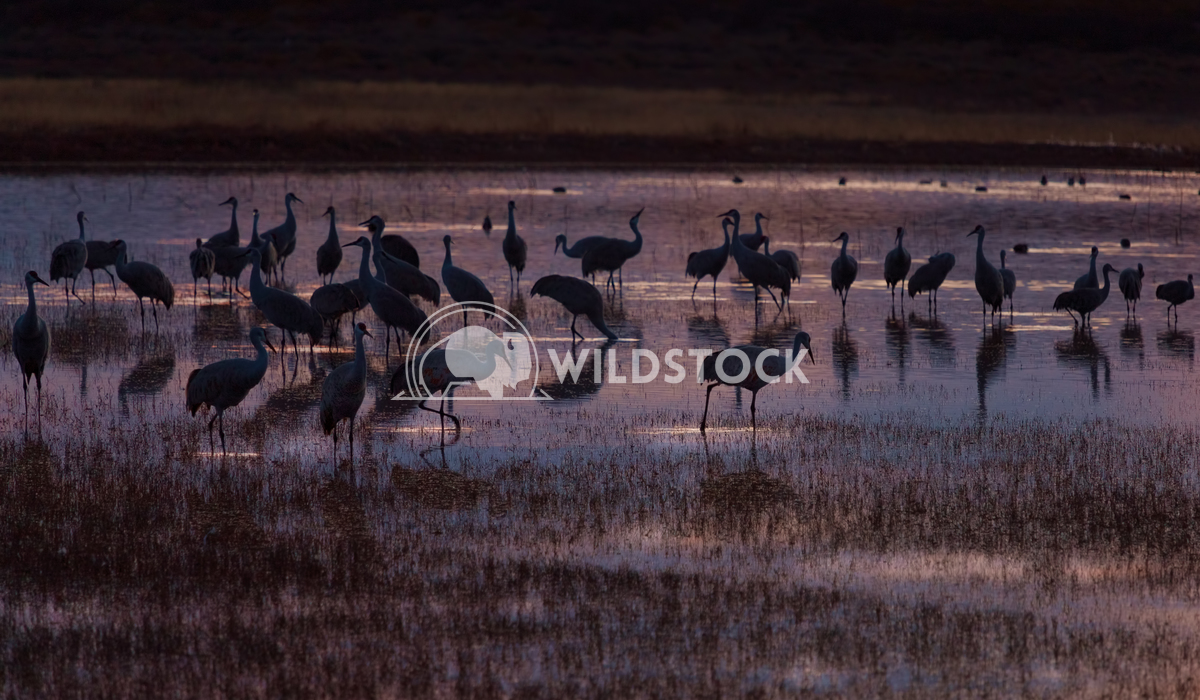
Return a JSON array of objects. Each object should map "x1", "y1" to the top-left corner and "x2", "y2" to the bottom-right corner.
[
  {"x1": 1055, "y1": 328, "x2": 1111, "y2": 401},
  {"x1": 832, "y1": 322, "x2": 859, "y2": 401},
  {"x1": 975, "y1": 325, "x2": 1013, "y2": 424},
  {"x1": 909, "y1": 312, "x2": 956, "y2": 369},
  {"x1": 686, "y1": 311, "x2": 730, "y2": 348},
  {"x1": 1119, "y1": 319, "x2": 1145, "y2": 369},
  {"x1": 1156, "y1": 327, "x2": 1195, "y2": 367},
  {"x1": 537, "y1": 339, "x2": 615, "y2": 403},
  {"x1": 194, "y1": 302, "x2": 245, "y2": 344},
  {"x1": 118, "y1": 342, "x2": 177, "y2": 415},
  {"x1": 885, "y1": 311, "x2": 909, "y2": 385}
]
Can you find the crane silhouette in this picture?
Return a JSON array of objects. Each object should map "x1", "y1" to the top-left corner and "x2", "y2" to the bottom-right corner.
[
  {"x1": 249, "y1": 209, "x2": 279, "y2": 285},
  {"x1": 364, "y1": 216, "x2": 440, "y2": 304},
  {"x1": 262, "y1": 192, "x2": 302, "y2": 278},
  {"x1": 1074, "y1": 246, "x2": 1100, "y2": 289},
  {"x1": 502, "y1": 200, "x2": 528, "y2": 291},
  {"x1": 530, "y1": 274, "x2": 619, "y2": 341},
  {"x1": 316, "y1": 206, "x2": 343, "y2": 284},
  {"x1": 82, "y1": 214, "x2": 120, "y2": 301},
  {"x1": 204, "y1": 197, "x2": 240, "y2": 249},
  {"x1": 762, "y1": 237, "x2": 800, "y2": 283},
  {"x1": 320, "y1": 323, "x2": 372, "y2": 464},
  {"x1": 999, "y1": 249, "x2": 1017, "y2": 317},
  {"x1": 112, "y1": 240, "x2": 175, "y2": 331},
  {"x1": 344, "y1": 236, "x2": 428, "y2": 365},
  {"x1": 13, "y1": 270, "x2": 51, "y2": 430},
  {"x1": 391, "y1": 338, "x2": 513, "y2": 435},
  {"x1": 580, "y1": 208, "x2": 645, "y2": 292},
  {"x1": 246, "y1": 247, "x2": 323, "y2": 365},
  {"x1": 883, "y1": 227, "x2": 912, "y2": 305},
  {"x1": 186, "y1": 326, "x2": 275, "y2": 453},
  {"x1": 739, "y1": 212, "x2": 769, "y2": 251},
  {"x1": 968, "y1": 225, "x2": 1004, "y2": 322},
  {"x1": 189, "y1": 238, "x2": 216, "y2": 300},
  {"x1": 1054, "y1": 263, "x2": 1116, "y2": 327},
  {"x1": 685, "y1": 217, "x2": 731, "y2": 299},
  {"x1": 700, "y1": 331, "x2": 814, "y2": 433},
  {"x1": 1119, "y1": 263, "x2": 1144, "y2": 315},
  {"x1": 829, "y1": 231, "x2": 858, "y2": 316},
  {"x1": 908, "y1": 252, "x2": 955, "y2": 314},
  {"x1": 310, "y1": 282, "x2": 361, "y2": 342},
  {"x1": 441, "y1": 234, "x2": 495, "y2": 326},
  {"x1": 49, "y1": 211, "x2": 88, "y2": 304},
  {"x1": 724, "y1": 209, "x2": 790, "y2": 310},
  {"x1": 1156, "y1": 274, "x2": 1194, "y2": 325}
]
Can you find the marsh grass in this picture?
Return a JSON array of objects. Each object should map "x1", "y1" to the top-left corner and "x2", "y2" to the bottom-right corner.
[
  {"x1": 4, "y1": 412, "x2": 1200, "y2": 697},
  {"x1": 3, "y1": 78, "x2": 1200, "y2": 150}
]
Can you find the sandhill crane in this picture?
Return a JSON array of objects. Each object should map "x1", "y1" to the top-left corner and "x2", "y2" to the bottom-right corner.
[
  {"x1": 530, "y1": 274, "x2": 619, "y2": 341},
  {"x1": 246, "y1": 247, "x2": 323, "y2": 364},
  {"x1": 482, "y1": 214, "x2": 493, "y2": 235},
  {"x1": 310, "y1": 282, "x2": 361, "y2": 342},
  {"x1": 112, "y1": 240, "x2": 175, "y2": 330},
  {"x1": 262, "y1": 192, "x2": 302, "y2": 277},
  {"x1": 84, "y1": 234, "x2": 120, "y2": 300},
  {"x1": 725, "y1": 209, "x2": 790, "y2": 309},
  {"x1": 830, "y1": 231, "x2": 858, "y2": 316},
  {"x1": 344, "y1": 236, "x2": 428, "y2": 364},
  {"x1": 685, "y1": 217, "x2": 731, "y2": 299},
  {"x1": 204, "y1": 197, "x2": 239, "y2": 249},
  {"x1": 700, "y1": 330, "x2": 814, "y2": 433},
  {"x1": 249, "y1": 209, "x2": 279, "y2": 285},
  {"x1": 390, "y1": 339, "x2": 512, "y2": 434},
  {"x1": 364, "y1": 215, "x2": 440, "y2": 304},
  {"x1": 1074, "y1": 246, "x2": 1100, "y2": 289},
  {"x1": 999, "y1": 249, "x2": 1017, "y2": 316},
  {"x1": 580, "y1": 208, "x2": 645, "y2": 291},
  {"x1": 360, "y1": 215, "x2": 420, "y2": 268},
  {"x1": 502, "y1": 200, "x2": 528, "y2": 290},
  {"x1": 320, "y1": 322, "x2": 371, "y2": 463},
  {"x1": 908, "y1": 252, "x2": 956, "y2": 314},
  {"x1": 186, "y1": 326, "x2": 275, "y2": 453},
  {"x1": 1119, "y1": 263, "x2": 1144, "y2": 314},
  {"x1": 762, "y1": 237, "x2": 800, "y2": 282},
  {"x1": 1156, "y1": 274, "x2": 1194, "y2": 325},
  {"x1": 1054, "y1": 263, "x2": 1116, "y2": 327},
  {"x1": 555, "y1": 232, "x2": 610, "y2": 260},
  {"x1": 441, "y1": 234, "x2": 495, "y2": 326},
  {"x1": 316, "y1": 206, "x2": 342, "y2": 284},
  {"x1": 739, "y1": 212, "x2": 769, "y2": 251},
  {"x1": 189, "y1": 238, "x2": 216, "y2": 300},
  {"x1": 13, "y1": 270, "x2": 51, "y2": 428},
  {"x1": 883, "y1": 227, "x2": 912, "y2": 304},
  {"x1": 968, "y1": 225, "x2": 1004, "y2": 322},
  {"x1": 50, "y1": 211, "x2": 88, "y2": 304},
  {"x1": 211, "y1": 241, "x2": 253, "y2": 298}
]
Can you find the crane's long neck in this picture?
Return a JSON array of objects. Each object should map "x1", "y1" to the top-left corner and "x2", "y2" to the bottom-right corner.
[
  {"x1": 841, "y1": 236, "x2": 850, "y2": 257},
  {"x1": 250, "y1": 213, "x2": 261, "y2": 245},
  {"x1": 1099, "y1": 267, "x2": 1112, "y2": 302},
  {"x1": 357, "y1": 244, "x2": 376, "y2": 290},
  {"x1": 974, "y1": 232, "x2": 985, "y2": 263},
  {"x1": 729, "y1": 217, "x2": 744, "y2": 255},
  {"x1": 22, "y1": 279, "x2": 37, "y2": 327},
  {"x1": 353, "y1": 331, "x2": 368, "y2": 377},
  {"x1": 78, "y1": 218, "x2": 86, "y2": 240},
  {"x1": 1088, "y1": 254, "x2": 1097, "y2": 280},
  {"x1": 755, "y1": 216, "x2": 764, "y2": 239},
  {"x1": 629, "y1": 220, "x2": 643, "y2": 253},
  {"x1": 442, "y1": 241, "x2": 453, "y2": 269},
  {"x1": 790, "y1": 334, "x2": 805, "y2": 362},
  {"x1": 229, "y1": 202, "x2": 239, "y2": 234},
  {"x1": 284, "y1": 198, "x2": 295, "y2": 226},
  {"x1": 762, "y1": 238, "x2": 772, "y2": 255},
  {"x1": 721, "y1": 223, "x2": 730, "y2": 252},
  {"x1": 248, "y1": 252, "x2": 264, "y2": 291},
  {"x1": 252, "y1": 335, "x2": 270, "y2": 374},
  {"x1": 326, "y1": 213, "x2": 338, "y2": 244},
  {"x1": 114, "y1": 245, "x2": 128, "y2": 273},
  {"x1": 506, "y1": 206, "x2": 516, "y2": 240}
]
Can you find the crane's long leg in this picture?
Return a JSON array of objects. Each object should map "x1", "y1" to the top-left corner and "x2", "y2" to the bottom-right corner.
[
  {"x1": 22, "y1": 376, "x2": 29, "y2": 434},
  {"x1": 36, "y1": 374, "x2": 42, "y2": 435},
  {"x1": 207, "y1": 412, "x2": 218, "y2": 454},
  {"x1": 290, "y1": 330, "x2": 300, "y2": 363},
  {"x1": 418, "y1": 398, "x2": 462, "y2": 431},
  {"x1": 331, "y1": 421, "x2": 339, "y2": 466},
  {"x1": 764, "y1": 287, "x2": 780, "y2": 310},
  {"x1": 700, "y1": 383, "x2": 719, "y2": 433},
  {"x1": 712, "y1": 277, "x2": 718, "y2": 298},
  {"x1": 152, "y1": 302, "x2": 160, "y2": 331},
  {"x1": 349, "y1": 415, "x2": 354, "y2": 463},
  {"x1": 71, "y1": 276, "x2": 85, "y2": 304},
  {"x1": 571, "y1": 315, "x2": 581, "y2": 342},
  {"x1": 218, "y1": 412, "x2": 227, "y2": 454},
  {"x1": 691, "y1": 279, "x2": 700, "y2": 299},
  {"x1": 750, "y1": 389, "x2": 759, "y2": 431},
  {"x1": 385, "y1": 326, "x2": 392, "y2": 367},
  {"x1": 91, "y1": 270, "x2": 97, "y2": 302}
]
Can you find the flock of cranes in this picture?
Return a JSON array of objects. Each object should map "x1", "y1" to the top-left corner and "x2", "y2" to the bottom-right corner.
[{"x1": 12, "y1": 193, "x2": 1199, "y2": 458}]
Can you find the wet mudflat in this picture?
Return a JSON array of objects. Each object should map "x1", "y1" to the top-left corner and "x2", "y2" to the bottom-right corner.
[{"x1": 3, "y1": 167, "x2": 1200, "y2": 696}]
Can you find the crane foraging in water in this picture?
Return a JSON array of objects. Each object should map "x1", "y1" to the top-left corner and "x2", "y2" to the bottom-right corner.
[
  {"x1": 189, "y1": 238, "x2": 216, "y2": 300},
  {"x1": 580, "y1": 208, "x2": 645, "y2": 292},
  {"x1": 530, "y1": 274, "x2": 619, "y2": 341},
  {"x1": 700, "y1": 330, "x2": 814, "y2": 433},
  {"x1": 320, "y1": 323, "x2": 371, "y2": 464},
  {"x1": 1074, "y1": 246, "x2": 1100, "y2": 289},
  {"x1": 1156, "y1": 274, "x2": 1194, "y2": 325},
  {"x1": 830, "y1": 231, "x2": 858, "y2": 316},
  {"x1": 724, "y1": 209, "x2": 790, "y2": 310},
  {"x1": 246, "y1": 247, "x2": 323, "y2": 364},
  {"x1": 441, "y1": 234, "x2": 495, "y2": 326},
  {"x1": 13, "y1": 270, "x2": 51, "y2": 429},
  {"x1": 908, "y1": 252, "x2": 955, "y2": 314},
  {"x1": 204, "y1": 197, "x2": 240, "y2": 249},
  {"x1": 344, "y1": 236, "x2": 428, "y2": 365},
  {"x1": 262, "y1": 192, "x2": 302, "y2": 278},
  {"x1": 968, "y1": 225, "x2": 1005, "y2": 322},
  {"x1": 502, "y1": 200, "x2": 528, "y2": 291},
  {"x1": 1054, "y1": 263, "x2": 1116, "y2": 327},
  {"x1": 685, "y1": 217, "x2": 731, "y2": 299},
  {"x1": 316, "y1": 206, "x2": 343, "y2": 284},
  {"x1": 883, "y1": 227, "x2": 912, "y2": 305},
  {"x1": 1119, "y1": 263, "x2": 1144, "y2": 315},
  {"x1": 49, "y1": 211, "x2": 88, "y2": 304},
  {"x1": 112, "y1": 240, "x2": 175, "y2": 331},
  {"x1": 186, "y1": 327, "x2": 275, "y2": 454},
  {"x1": 999, "y1": 249, "x2": 1017, "y2": 316}
]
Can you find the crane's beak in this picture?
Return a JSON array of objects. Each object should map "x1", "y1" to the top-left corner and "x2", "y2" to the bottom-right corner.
[
  {"x1": 760, "y1": 215, "x2": 769, "y2": 221},
  {"x1": 805, "y1": 345, "x2": 815, "y2": 363},
  {"x1": 292, "y1": 195, "x2": 304, "y2": 204},
  {"x1": 265, "y1": 339, "x2": 277, "y2": 353},
  {"x1": 32, "y1": 273, "x2": 49, "y2": 286},
  {"x1": 717, "y1": 210, "x2": 735, "y2": 218},
  {"x1": 633, "y1": 207, "x2": 645, "y2": 218},
  {"x1": 220, "y1": 197, "x2": 235, "y2": 206},
  {"x1": 362, "y1": 328, "x2": 373, "y2": 338},
  {"x1": 554, "y1": 239, "x2": 561, "y2": 255},
  {"x1": 342, "y1": 241, "x2": 358, "y2": 248},
  {"x1": 830, "y1": 235, "x2": 842, "y2": 243}
]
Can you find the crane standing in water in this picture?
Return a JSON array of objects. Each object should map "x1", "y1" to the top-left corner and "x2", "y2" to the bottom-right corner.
[
  {"x1": 999, "y1": 249, "x2": 1017, "y2": 317},
  {"x1": 205, "y1": 197, "x2": 240, "y2": 249},
  {"x1": 441, "y1": 234, "x2": 495, "y2": 327},
  {"x1": 344, "y1": 236, "x2": 427, "y2": 364},
  {"x1": 1156, "y1": 274, "x2": 1195, "y2": 325},
  {"x1": 186, "y1": 327, "x2": 275, "y2": 454},
  {"x1": 530, "y1": 274, "x2": 619, "y2": 341},
  {"x1": 316, "y1": 206, "x2": 343, "y2": 284},
  {"x1": 830, "y1": 231, "x2": 858, "y2": 316},
  {"x1": 968, "y1": 225, "x2": 1004, "y2": 323},
  {"x1": 700, "y1": 331, "x2": 814, "y2": 433},
  {"x1": 189, "y1": 239, "x2": 216, "y2": 300},
  {"x1": 320, "y1": 323, "x2": 371, "y2": 464},
  {"x1": 262, "y1": 192, "x2": 302, "y2": 279},
  {"x1": 502, "y1": 200, "x2": 528, "y2": 292},
  {"x1": 908, "y1": 252, "x2": 955, "y2": 315},
  {"x1": 50, "y1": 211, "x2": 88, "y2": 304},
  {"x1": 883, "y1": 227, "x2": 911, "y2": 306},
  {"x1": 112, "y1": 240, "x2": 175, "y2": 331},
  {"x1": 13, "y1": 270, "x2": 51, "y2": 430},
  {"x1": 725, "y1": 209, "x2": 790, "y2": 309},
  {"x1": 1074, "y1": 246, "x2": 1100, "y2": 289},
  {"x1": 246, "y1": 247, "x2": 323, "y2": 364},
  {"x1": 580, "y1": 208, "x2": 645, "y2": 292},
  {"x1": 685, "y1": 217, "x2": 731, "y2": 299},
  {"x1": 1054, "y1": 263, "x2": 1117, "y2": 327},
  {"x1": 1119, "y1": 263, "x2": 1144, "y2": 315}
]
